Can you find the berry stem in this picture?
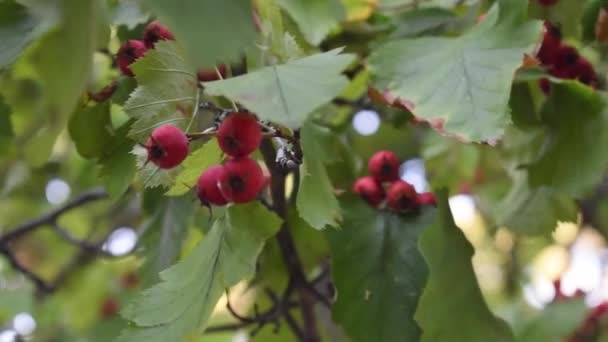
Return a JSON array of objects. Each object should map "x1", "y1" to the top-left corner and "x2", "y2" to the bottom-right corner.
[
  {"x1": 214, "y1": 66, "x2": 239, "y2": 112},
  {"x1": 185, "y1": 88, "x2": 202, "y2": 132}
]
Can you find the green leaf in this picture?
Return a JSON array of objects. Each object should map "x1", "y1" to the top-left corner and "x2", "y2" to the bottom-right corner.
[
  {"x1": 422, "y1": 133, "x2": 480, "y2": 190},
  {"x1": 29, "y1": 0, "x2": 101, "y2": 124},
  {"x1": 277, "y1": 0, "x2": 344, "y2": 45},
  {"x1": 166, "y1": 139, "x2": 223, "y2": 196},
  {"x1": 138, "y1": 195, "x2": 195, "y2": 286},
  {"x1": 0, "y1": 95, "x2": 13, "y2": 156},
  {"x1": 517, "y1": 299, "x2": 588, "y2": 342},
  {"x1": 111, "y1": 0, "x2": 148, "y2": 29},
  {"x1": 326, "y1": 195, "x2": 433, "y2": 342},
  {"x1": 98, "y1": 121, "x2": 136, "y2": 198},
  {"x1": 415, "y1": 190, "x2": 515, "y2": 342},
  {"x1": 495, "y1": 174, "x2": 577, "y2": 236},
  {"x1": 125, "y1": 40, "x2": 198, "y2": 141},
  {"x1": 527, "y1": 81, "x2": 608, "y2": 197},
  {"x1": 5, "y1": 0, "x2": 103, "y2": 166},
  {"x1": 118, "y1": 202, "x2": 281, "y2": 341},
  {"x1": 0, "y1": 0, "x2": 56, "y2": 68},
  {"x1": 368, "y1": 0, "x2": 542, "y2": 142},
  {"x1": 297, "y1": 121, "x2": 342, "y2": 229},
  {"x1": 144, "y1": 0, "x2": 256, "y2": 67},
  {"x1": 204, "y1": 49, "x2": 355, "y2": 128},
  {"x1": 390, "y1": 7, "x2": 457, "y2": 39},
  {"x1": 528, "y1": 0, "x2": 583, "y2": 38},
  {"x1": 68, "y1": 102, "x2": 113, "y2": 159}
]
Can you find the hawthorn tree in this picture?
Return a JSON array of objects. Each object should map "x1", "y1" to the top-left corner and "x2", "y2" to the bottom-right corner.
[{"x1": 1, "y1": 0, "x2": 608, "y2": 341}]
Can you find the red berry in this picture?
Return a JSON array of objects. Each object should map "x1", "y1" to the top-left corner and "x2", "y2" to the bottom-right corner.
[
  {"x1": 368, "y1": 150, "x2": 401, "y2": 182},
  {"x1": 217, "y1": 113, "x2": 262, "y2": 157},
  {"x1": 197, "y1": 64, "x2": 227, "y2": 82},
  {"x1": 117, "y1": 40, "x2": 147, "y2": 77},
  {"x1": 196, "y1": 165, "x2": 229, "y2": 206},
  {"x1": 539, "y1": 77, "x2": 551, "y2": 94},
  {"x1": 143, "y1": 20, "x2": 175, "y2": 48},
  {"x1": 417, "y1": 192, "x2": 436, "y2": 207},
  {"x1": 538, "y1": 0, "x2": 558, "y2": 6},
  {"x1": 552, "y1": 45, "x2": 579, "y2": 74},
  {"x1": 386, "y1": 180, "x2": 418, "y2": 211},
  {"x1": 591, "y1": 302, "x2": 608, "y2": 320},
  {"x1": 100, "y1": 298, "x2": 119, "y2": 319},
  {"x1": 145, "y1": 125, "x2": 189, "y2": 169},
  {"x1": 353, "y1": 176, "x2": 385, "y2": 207},
  {"x1": 573, "y1": 58, "x2": 597, "y2": 86},
  {"x1": 218, "y1": 157, "x2": 264, "y2": 203},
  {"x1": 537, "y1": 23, "x2": 561, "y2": 65}
]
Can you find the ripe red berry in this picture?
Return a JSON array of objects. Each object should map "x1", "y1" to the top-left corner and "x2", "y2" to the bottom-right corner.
[
  {"x1": 368, "y1": 150, "x2": 400, "y2": 182},
  {"x1": 117, "y1": 40, "x2": 147, "y2": 77},
  {"x1": 353, "y1": 176, "x2": 385, "y2": 207},
  {"x1": 217, "y1": 113, "x2": 262, "y2": 157},
  {"x1": 197, "y1": 64, "x2": 227, "y2": 82},
  {"x1": 218, "y1": 157, "x2": 264, "y2": 203},
  {"x1": 143, "y1": 20, "x2": 175, "y2": 48},
  {"x1": 386, "y1": 180, "x2": 418, "y2": 211},
  {"x1": 552, "y1": 45, "x2": 579, "y2": 73},
  {"x1": 537, "y1": 23, "x2": 561, "y2": 65},
  {"x1": 196, "y1": 165, "x2": 229, "y2": 206},
  {"x1": 101, "y1": 298, "x2": 120, "y2": 319},
  {"x1": 573, "y1": 58, "x2": 597, "y2": 86},
  {"x1": 539, "y1": 77, "x2": 551, "y2": 94},
  {"x1": 538, "y1": 0, "x2": 558, "y2": 6},
  {"x1": 417, "y1": 192, "x2": 437, "y2": 207},
  {"x1": 145, "y1": 125, "x2": 189, "y2": 169}
]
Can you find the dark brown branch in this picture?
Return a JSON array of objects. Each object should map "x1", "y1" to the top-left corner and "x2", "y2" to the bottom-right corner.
[
  {"x1": 0, "y1": 244, "x2": 54, "y2": 293},
  {"x1": 0, "y1": 188, "x2": 109, "y2": 294},
  {"x1": 260, "y1": 139, "x2": 321, "y2": 342},
  {"x1": 0, "y1": 187, "x2": 108, "y2": 244},
  {"x1": 50, "y1": 223, "x2": 114, "y2": 257}
]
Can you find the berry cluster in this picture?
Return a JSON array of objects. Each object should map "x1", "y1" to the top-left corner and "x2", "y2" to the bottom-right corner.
[
  {"x1": 196, "y1": 112, "x2": 265, "y2": 206},
  {"x1": 352, "y1": 150, "x2": 436, "y2": 212},
  {"x1": 117, "y1": 20, "x2": 174, "y2": 76},
  {"x1": 143, "y1": 113, "x2": 265, "y2": 207},
  {"x1": 537, "y1": 22, "x2": 598, "y2": 93},
  {"x1": 117, "y1": 21, "x2": 226, "y2": 81}
]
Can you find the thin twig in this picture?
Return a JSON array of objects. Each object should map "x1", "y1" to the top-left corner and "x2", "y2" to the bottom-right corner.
[
  {"x1": 0, "y1": 188, "x2": 110, "y2": 294},
  {"x1": 0, "y1": 244, "x2": 54, "y2": 293},
  {"x1": 0, "y1": 188, "x2": 108, "y2": 244},
  {"x1": 51, "y1": 223, "x2": 114, "y2": 257},
  {"x1": 259, "y1": 139, "x2": 320, "y2": 342}
]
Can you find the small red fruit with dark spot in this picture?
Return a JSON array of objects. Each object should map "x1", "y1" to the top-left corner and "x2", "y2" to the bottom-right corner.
[
  {"x1": 117, "y1": 40, "x2": 147, "y2": 76},
  {"x1": 552, "y1": 45, "x2": 579, "y2": 72},
  {"x1": 101, "y1": 298, "x2": 119, "y2": 319},
  {"x1": 217, "y1": 112, "x2": 262, "y2": 157},
  {"x1": 538, "y1": 0, "x2": 558, "y2": 6},
  {"x1": 198, "y1": 64, "x2": 227, "y2": 82},
  {"x1": 196, "y1": 165, "x2": 229, "y2": 206},
  {"x1": 353, "y1": 176, "x2": 385, "y2": 207},
  {"x1": 145, "y1": 125, "x2": 189, "y2": 169},
  {"x1": 143, "y1": 20, "x2": 175, "y2": 48},
  {"x1": 387, "y1": 180, "x2": 418, "y2": 211},
  {"x1": 417, "y1": 192, "x2": 437, "y2": 207},
  {"x1": 537, "y1": 23, "x2": 561, "y2": 65},
  {"x1": 218, "y1": 157, "x2": 264, "y2": 203},
  {"x1": 368, "y1": 150, "x2": 400, "y2": 182}
]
